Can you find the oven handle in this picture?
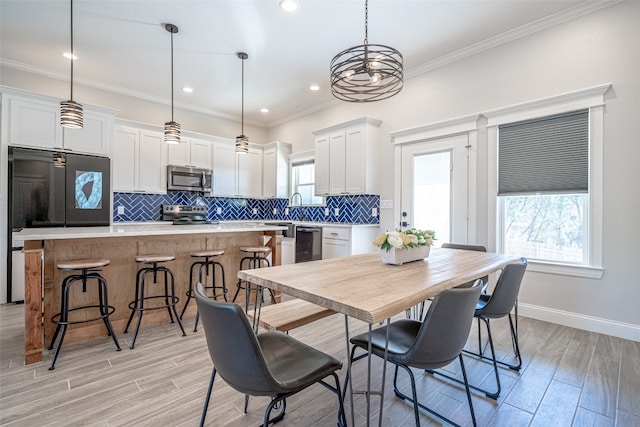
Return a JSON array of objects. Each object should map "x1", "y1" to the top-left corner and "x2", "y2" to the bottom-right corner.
[{"x1": 297, "y1": 227, "x2": 321, "y2": 232}]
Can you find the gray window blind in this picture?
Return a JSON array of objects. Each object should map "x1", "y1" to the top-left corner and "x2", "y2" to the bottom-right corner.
[{"x1": 498, "y1": 109, "x2": 589, "y2": 195}]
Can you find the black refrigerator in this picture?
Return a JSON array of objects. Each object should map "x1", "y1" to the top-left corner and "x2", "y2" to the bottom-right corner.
[{"x1": 7, "y1": 147, "x2": 111, "y2": 302}]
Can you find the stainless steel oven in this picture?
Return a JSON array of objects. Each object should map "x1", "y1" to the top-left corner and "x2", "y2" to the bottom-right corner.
[{"x1": 295, "y1": 226, "x2": 322, "y2": 263}]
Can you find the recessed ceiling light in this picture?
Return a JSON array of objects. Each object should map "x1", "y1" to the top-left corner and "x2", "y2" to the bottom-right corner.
[
  {"x1": 62, "y1": 52, "x2": 78, "y2": 60},
  {"x1": 279, "y1": 0, "x2": 299, "y2": 12},
  {"x1": 310, "y1": 84, "x2": 320, "y2": 91},
  {"x1": 182, "y1": 87, "x2": 193, "y2": 93},
  {"x1": 260, "y1": 108, "x2": 269, "y2": 113}
]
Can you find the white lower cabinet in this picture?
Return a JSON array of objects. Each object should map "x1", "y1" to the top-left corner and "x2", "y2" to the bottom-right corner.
[
  {"x1": 322, "y1": 226, "x2": 379, "y2": 259},
  {"x1": 281, "y1": 238, "x2": 295, "y2": 265}
]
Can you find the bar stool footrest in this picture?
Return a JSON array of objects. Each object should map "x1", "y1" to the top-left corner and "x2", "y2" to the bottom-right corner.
[
  {"x1": 128, "y1": 296, "x2": 180, "y2": 311},
  {"x1": 51, "y1": 305, "x2": 117, "y2": 325}
]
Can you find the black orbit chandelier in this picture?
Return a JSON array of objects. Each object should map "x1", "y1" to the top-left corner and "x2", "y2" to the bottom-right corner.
[{"x1": 330, "y1": 0, "x2": 403, "y2": 103}]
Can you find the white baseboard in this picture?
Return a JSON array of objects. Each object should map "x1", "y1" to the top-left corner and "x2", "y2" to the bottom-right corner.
[{"x1": 518, "y1": 303, "x2": 640, "y2": 342}]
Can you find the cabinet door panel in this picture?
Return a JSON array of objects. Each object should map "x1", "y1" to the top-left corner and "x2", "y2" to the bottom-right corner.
[
  {"x1": 345, "y1": 126, "x2": 365, "y2": 193},
  {"x1": 212, "y1": 142, "x2": 237, "y2": 196},
  {"x1": 329, "y1": 131, "x2": 346, "y2": 194},
  {"x1": 138, "y1": 131, "x2": 165, "y2": 193},
  {"x1": 322, "y1": 240, "x2": 350, "y2": 259},
  {"x1": 63, "y1": 112, "x2": 109, "y2": 155},
  {"x1": 189, "y1": 138, "x2": 212, "y2": 169},
  {"x1": 314, "y1": 135, "x2": 330, "y2": 196},
  {"x1": 9, "y1": 97, "x2": 61, "y2": 149},
  {"x1": 262, "y1": 146, "x2": 277, "y2": 198},
  {"x1": 167, "y1": 140, "x2": 189, "y2": 166},
  {"x1": 112, "y1": 127, "x2": 138, "y2": 192},
  {"x1": 238, "y1": 147, "x2": 262, "y2": 198}
]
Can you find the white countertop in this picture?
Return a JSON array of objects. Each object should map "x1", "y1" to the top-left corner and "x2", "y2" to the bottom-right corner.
[{"x1": 12, "y1": 222, "x2": 288, "y2": 242}]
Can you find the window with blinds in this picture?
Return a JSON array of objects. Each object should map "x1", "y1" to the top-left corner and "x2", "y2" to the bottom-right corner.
[
  {"x1": 498, "y1": 109, "x2": 589, "y2": 195},
  {"x1": 498, "y1": 109, "x2": 590, "y2": 265}
]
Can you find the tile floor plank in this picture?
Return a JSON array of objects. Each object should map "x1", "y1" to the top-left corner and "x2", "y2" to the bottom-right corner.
[{"x1": 0, "y1": 303, "x2": 639, "y2": 427}]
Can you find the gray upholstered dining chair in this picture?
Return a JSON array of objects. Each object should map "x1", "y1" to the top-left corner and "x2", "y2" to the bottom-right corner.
[
  {"x1": 441, "y1": 243, "x2": 489, "y2": 286},
  {"x1": 345, "y1": 280, "x2": 483, "y2": 427},
  {"x1": 440, "y1": 243, "x2": 489, "y2": 350},
  {"x1": 429, "y1": 257, "x2": 528, "y2": 400},
  {"x1": 194, "y1": 283, "x2": 346, "y2": 427}
]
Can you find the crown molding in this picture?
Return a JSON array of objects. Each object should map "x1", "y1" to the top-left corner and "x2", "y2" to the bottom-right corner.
[
  {"x1": 405, "y1": 0, "x2": 623, "y2": 80},
  {"x1": 0, "y1": 58, "x2": 267, "y2": 127}
]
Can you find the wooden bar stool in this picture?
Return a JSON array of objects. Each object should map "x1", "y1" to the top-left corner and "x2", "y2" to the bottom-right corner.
[
  {"x1": 124, "y1": 254, "x2": 186, "y2": 349},
  {"x1": 180, "y1": 249, "x2": 227, "y2": 332},
  {"x1": 232, "y1": 246, "x2": 276, "y2": 311},
  {"x1": 48, "y1": 258, "x2": 121, "y2": 370}
]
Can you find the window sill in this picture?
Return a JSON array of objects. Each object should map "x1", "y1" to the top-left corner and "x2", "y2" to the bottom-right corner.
[{"x1": 526, "y1": 260, "x2": 604, "y2": 279}]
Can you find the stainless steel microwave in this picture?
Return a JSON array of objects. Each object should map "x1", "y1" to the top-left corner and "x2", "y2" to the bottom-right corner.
[{"x1": 167, "y1": 165, "x2": 212, "y2": 192}]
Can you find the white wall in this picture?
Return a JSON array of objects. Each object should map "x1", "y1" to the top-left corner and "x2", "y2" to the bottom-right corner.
[{"x1": 267, "y1": 2, "x2": 640, "y2": 339}]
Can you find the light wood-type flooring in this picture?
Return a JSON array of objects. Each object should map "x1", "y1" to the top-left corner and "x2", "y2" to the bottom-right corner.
[{"x1": 1, "y1": 302, "x2": 639, "y2": 426}]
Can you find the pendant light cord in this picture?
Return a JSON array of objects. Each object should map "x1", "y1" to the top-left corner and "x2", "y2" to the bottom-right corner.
[
  {"x1": 241, "y1": 56, "x2": 245, "y2": 135},
  {"x1": 364, "y1": 0, "x2": 368, "y2": 45},
  {"x1": 70, "y1": 0, "x2": 74, "y2": 101},
  {"x1": 170, "y1": 29, "x2": 174, "y2": 122}
]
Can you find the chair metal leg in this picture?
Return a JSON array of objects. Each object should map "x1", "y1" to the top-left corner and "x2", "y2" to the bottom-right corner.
[
  {"x1": 199, "y1": 367, "x2": 217, "y2": 427},
  {"x1": 393, "y1": 363, "x2": 468, "y2": 427},
  {"x1": 262, "y1": 397, "x2": 287, "y2": 427},
  {"x1": 458, "y1": 354, "x2": 478, "y2": 427}
]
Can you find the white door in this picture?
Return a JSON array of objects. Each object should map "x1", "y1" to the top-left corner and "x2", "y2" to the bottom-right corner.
[{"x1": 400, "y1": 134, "x2": 469, "y2": 245}]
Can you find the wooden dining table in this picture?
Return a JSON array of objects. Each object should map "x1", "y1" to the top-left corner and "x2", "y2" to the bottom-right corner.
[{"x1": 238, "y1": 247, "x2": 519, "y2": 426}]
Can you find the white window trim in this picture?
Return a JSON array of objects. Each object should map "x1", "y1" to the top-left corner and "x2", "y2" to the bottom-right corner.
[
  {"x1": 288, "y1": 150, "x2": 325, "y2": 206},
  {"x1": 485, "y1": 84, "x2": 610, "y2": 279},
  {"x1": 390, "y1": 114, "x2": 481, "y2": 242}
]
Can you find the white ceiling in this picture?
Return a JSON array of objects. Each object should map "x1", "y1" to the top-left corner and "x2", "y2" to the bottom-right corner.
[{"x1": 1, "y1": 0, "x2": 601, "y2": 127}]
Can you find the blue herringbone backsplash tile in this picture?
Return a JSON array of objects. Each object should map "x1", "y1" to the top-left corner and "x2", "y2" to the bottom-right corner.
[{"x1": 113, "y1": 192, "x2": 379, "y2": 224}]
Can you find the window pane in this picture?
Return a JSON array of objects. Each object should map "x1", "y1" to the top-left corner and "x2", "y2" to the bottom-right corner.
[
  {"x1": 502, "y1": 194, "x2": 586, "y2": 264},
  {"x1": 291, "y1": 162, "x2": 324, "y2": 205},
  {"x1": 413, "y1": 151, "x2": 451, "y2": 246}
]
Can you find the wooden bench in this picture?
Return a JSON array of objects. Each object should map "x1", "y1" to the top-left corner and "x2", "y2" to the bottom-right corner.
[{"x1": 249, "y1": 299, "x2": 336, "y2": 332}]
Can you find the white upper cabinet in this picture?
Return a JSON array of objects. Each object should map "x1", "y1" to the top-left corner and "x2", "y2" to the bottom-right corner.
[
  {"x1": 63, "y1": 109, "x2": 112, "y2": 156},
  {"x1": 262, "y1": 141, "x2": 292, "y2": 199},
  {"x1": 138, "y1": 129, "x2": 166, "y2": 193},
  {"x1": 212, "y1": 139, "x2": 263, "y2": 198},
  {"x1": 313, "y1": 117, "x2": 381, "y2": 196},
  {"x1": 167, "y1": 135, "x2": 212, "y2": 170},
  {"x1": 112, "y1": 122, "x2": 166, "y2": 194},
  {"x1": 328, "y1": 131, "x2": 346, "y2": 194},
  {"x1": 314, "y1": 135, "x2": 330, "y2": 196},
  {"x1": 212, "y1": 139, "x2": 238, "y2": 197},
  {"x1": 1, "y1": 88, "x2": 114, "y2": 156},
  {"x1": 112, "y1": 126, "x2": 138, "y2": 192},
  {"x1": 238, "y1": 146, "x2": 263, "y2": 198}
]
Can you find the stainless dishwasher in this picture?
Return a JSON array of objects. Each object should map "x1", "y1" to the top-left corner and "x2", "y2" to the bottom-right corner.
[{"x1": 295, "y1": 226, "x2": 322, "y2": 263}]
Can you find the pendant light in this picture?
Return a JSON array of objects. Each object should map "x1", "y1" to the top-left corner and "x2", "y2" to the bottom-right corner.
[
  {"x1": 330, "y1": 0, "x2": 403, "y2": 102},
  {"x1": 235, "y1": 52, "x2": 249, "y2": 154},
  {"x1": 164, "y1": 23, "x2": 180, "y2": 144},
  {"x1": 60, "y1": 0, "x2": 83, "y2": 128}
]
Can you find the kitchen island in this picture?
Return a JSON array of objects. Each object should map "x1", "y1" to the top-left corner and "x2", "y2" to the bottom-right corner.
[{"x1": 13, "y1": 222, "x2": 286, "y2": 364}]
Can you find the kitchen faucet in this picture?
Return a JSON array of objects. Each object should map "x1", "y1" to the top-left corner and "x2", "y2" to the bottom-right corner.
[{"x1": 289, "y1": 192, "x2": 303, "y2": 207}]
